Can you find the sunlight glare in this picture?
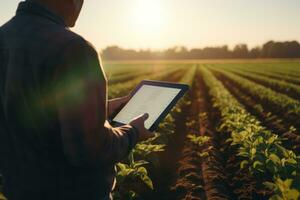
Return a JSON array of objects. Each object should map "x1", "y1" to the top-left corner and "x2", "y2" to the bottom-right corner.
[{"x1": 132, "y1": 0, "x2": 165, "y2": 32}]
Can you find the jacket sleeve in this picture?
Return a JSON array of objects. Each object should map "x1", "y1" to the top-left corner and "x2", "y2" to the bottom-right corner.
[{"x1": 52, "y1": 38, "x2": 139, "y2": 167}]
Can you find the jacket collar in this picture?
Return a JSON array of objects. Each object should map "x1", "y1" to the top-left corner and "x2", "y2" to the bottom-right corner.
[{"x1": 16, "y1": 1, "x2": 66, "y2": 27}]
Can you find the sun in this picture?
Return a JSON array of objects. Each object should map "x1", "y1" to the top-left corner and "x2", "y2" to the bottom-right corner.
[{"x1": 132, "y1": 0, "x2": 165, "y2": 31}]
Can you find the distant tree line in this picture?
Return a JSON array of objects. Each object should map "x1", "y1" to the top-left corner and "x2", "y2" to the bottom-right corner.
[{"x1": 101, "y1": 40, "x2": 300, "y2": 60}]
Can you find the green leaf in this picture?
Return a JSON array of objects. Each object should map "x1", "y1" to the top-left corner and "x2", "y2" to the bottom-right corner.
[
  {"x1": 269, "y1": 154, "x2": 281, "y2": 165},
  {"x1": 137, "y1": 166, "x2": 147, "y2": 175},
  {"x1": 253, "y1": 160, "x2": 263, "y2": 169},
  {"x1": 142, "y1": 174, "x2": 153, "y2": 190},
  {"x1": 251, "y1": 148, "x2": 256, "y2": 156},
  {"x1": 187, "y1": 135, "x2": 210, "y2": 146},
  {"x1": 267, "y1": 135, "x2": 276, "y2": 144},
  {"x1": 117, "y1": 163, "x2": 127, "y2": 171},
  {"x1": 128, "y1": 190, "x2": 138, "y2": 200},
  {"x1": 240, "y1": 160, "x2": 249, "y2": 169},
  {"x1": 198, "y1": 152, "x2": 209, "y2": 158},
  {"x1": 263, "y1": 181, "x2": 277, "y2": 190},
  {"x1": 133, "y1": 160, "x2": 149, "y2": 168},
  {"x1": 285, "y1": 189, "x2": 300, "y2": 200}
]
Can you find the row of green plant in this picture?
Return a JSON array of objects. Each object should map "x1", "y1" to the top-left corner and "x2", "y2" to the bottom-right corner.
[
  {"x1": 208, "y1": 63, "x2": 300, "y2": 85},
  {"x1": 236, "y1": 66, "x2": 300, "y2": 85},
  {"x1": 256, "y1": 63, "x2": 300, "y2": 77},
  {"x1": 108, "y1": 66, "x2": 183, "y2": 98},
  {"x1": 230, "y1": 62, "x2": 300, "y2": 77},
  {"x1": 105, "y1": 63, "x2": 157, "y2": 78},
  {"x1": 107, "y1": 64, "x2": 176, "y2": 85},
  {"x1": 211, "y1": 68, "x2": 300, "y2": 117},
  {"x1": 200, "y1": 66, "x2": 300, "y2": 200},
  {"x1": 112, "y1": 66, "x2": 197, "y2": 199},
  {"x1": 244, "y1": 69, "x2": 300, "y2": 86},
  {"x1": 226, "y1": 68, "x2": 300, "y2": 99}
]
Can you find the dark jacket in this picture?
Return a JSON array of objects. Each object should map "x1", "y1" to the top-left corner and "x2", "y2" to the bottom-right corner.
[{"x1": 0, "y1": 1, "x2": 139, "y2": 200}]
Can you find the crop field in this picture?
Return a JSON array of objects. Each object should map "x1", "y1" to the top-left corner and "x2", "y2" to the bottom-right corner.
[
  {"x1": 104, "y1": 60, "x2": 300, "y2": 200},
  {"x1": 0, "y1": 60, "x2": 299, "y2": 200}
]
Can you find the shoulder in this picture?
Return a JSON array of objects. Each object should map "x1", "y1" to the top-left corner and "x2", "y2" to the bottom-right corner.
[
  {"x1": 51, "y1": 26, "x2": 95, "y2": 50},
  {"x1": 65, "y1": 32, "x2": 97, "y2": 54},
  {"x1": 43, "y1": 26, "x2": 100, "y2": 66},
  {"x1": 0, "y1": 15, "x2": 97, "y2": 55},
  {"x1": 50, "y1": 27, "x2": 96, "y2": 54},
  {"x1": 61, "y1": 34, "x2": 99, "y2": 63}
]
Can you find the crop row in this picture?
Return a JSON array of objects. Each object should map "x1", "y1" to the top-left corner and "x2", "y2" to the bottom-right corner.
[
  {"x1": 200, "y1": 66, "x2": 300, "y2": 199},
  {"x1": 225, "y1": 68, "x2": 300, "y2": 100},
  {"x1": 243, "y1": 63, "x2": 300, "y2": 78},
  {"x1": 211, "y1": 70, "x2": 300, "y2": 133},
  {"x1": 210, "y1": 68, "x2": 300, "y2": 121},
  {"x1": 209, "y1": 63, "x2": 300, "y2": 85},
  {"x1": 107, "y1": 64, "x2": 179, "y2": 85},
  {"x1": 108, "y1": 67, "x2": 183, "y2": 98},
  {"x1": 172, "y1": 67, "x2": 241, "y2": 200},
  {"x1": 215, "y1": 71, "x2": 300, "y2": 153},
  {"x1": 112, "y1": 66, "x2": 197, "y2": 199},
  {"x1": 105, "y1": 63, "x2": 156, "y2": 78},
  {"x1": 239, "y1": 68, "x2": 300, "y2": 86},
  {"x1": 171, "y1": 69, "x2": 208, "y2": 200}
]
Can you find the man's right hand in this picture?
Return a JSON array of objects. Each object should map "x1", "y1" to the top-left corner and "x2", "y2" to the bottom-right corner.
[{"x1": 129, "y1": 113, "x2": 155, "y2": 142}]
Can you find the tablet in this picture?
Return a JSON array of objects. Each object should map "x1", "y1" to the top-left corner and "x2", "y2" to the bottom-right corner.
[{"x1": 111, "y1": 80, "x2": 189, "y2": 132}]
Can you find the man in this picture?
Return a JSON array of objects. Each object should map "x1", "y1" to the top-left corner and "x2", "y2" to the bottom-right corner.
[{"x1": 0, "y1": 0, "x2": 154, "y2": 199}]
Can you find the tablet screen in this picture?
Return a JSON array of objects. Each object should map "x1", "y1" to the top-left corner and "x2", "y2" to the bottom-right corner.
[{"x1": 113, "y1": 85, "x2": 181, "y2": 129}]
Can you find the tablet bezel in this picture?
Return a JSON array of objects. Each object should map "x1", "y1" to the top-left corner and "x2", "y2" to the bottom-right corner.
[{"x1": 110, "y1": 80, "x2": 189, "y2": 132}]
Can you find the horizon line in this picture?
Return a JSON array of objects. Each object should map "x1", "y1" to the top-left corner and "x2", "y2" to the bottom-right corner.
[{"x1": 98, "y1": 39, "x2": 300, "y2": 51}]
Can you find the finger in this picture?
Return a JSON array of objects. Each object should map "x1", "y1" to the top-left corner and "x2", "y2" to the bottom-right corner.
[
  {"x1": 131, "y1": 113, "x2": 149, "y2": 123},
  {"x1": 142, "y1": 113, "x2": 149, "y2": 121},
  {"x1": 131, "y1": 113, "x2": 145, "y2": 122}
]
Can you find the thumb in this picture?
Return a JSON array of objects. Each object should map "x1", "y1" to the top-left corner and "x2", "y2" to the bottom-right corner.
[
  {"x1": 131, "y1": 113, "x2": 149, "y2": 124},
  {"x1": 141, "y1": 113, "x2": 149, "y2": 121}
]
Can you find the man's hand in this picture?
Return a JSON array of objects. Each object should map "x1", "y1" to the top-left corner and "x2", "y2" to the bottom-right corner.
[
  {"x1": 129, "y1": 113, "x2": 155, "y2": 142},
  {"x1": 108, "y1": 95, "x2": 131, "y2": 118}
]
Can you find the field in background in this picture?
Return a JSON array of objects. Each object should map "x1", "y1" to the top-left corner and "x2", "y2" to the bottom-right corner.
[
  {"x1": 1, "y1": 60, "x2": 299, "y2": 200},
  {"x1": 104, "y1": 59, "x2": 300, "y2": 200}
]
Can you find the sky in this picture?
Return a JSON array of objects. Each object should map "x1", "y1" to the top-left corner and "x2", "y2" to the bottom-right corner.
[{"x1": 1, "y1": 0, "x2": 300, "y2": 51}]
